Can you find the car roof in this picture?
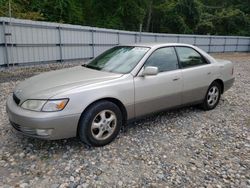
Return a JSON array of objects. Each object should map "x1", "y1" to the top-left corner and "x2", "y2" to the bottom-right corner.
[{"x1": 120, "y1": 43, "x2": 195, "y2": 48}]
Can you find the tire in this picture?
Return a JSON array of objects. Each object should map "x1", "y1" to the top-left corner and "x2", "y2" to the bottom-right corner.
[
  {"x1": 78, "y1": 101, "x2": 122, "y2": 147},
  {"x1": 202, "y1": 82, "x2": 222, "y2": 110}
]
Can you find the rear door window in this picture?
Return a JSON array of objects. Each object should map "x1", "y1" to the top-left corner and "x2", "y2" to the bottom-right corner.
[{"x1": 175, "y1": 47, "x2": 207, "y2": 68}]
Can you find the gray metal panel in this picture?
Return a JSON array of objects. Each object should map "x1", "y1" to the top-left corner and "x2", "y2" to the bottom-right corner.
[
  {"x1": 211, "y1": 37, "x2": 225, "y2": 45},
  {"x1": 156, "y1": 35, "x2": 167, "y2": 42},
  {"x1": 15, "y1": 46, "x2": 60, "y2": 64},
  {"x1": 15, "y1": 25, "x2": 32, "y2": 44},
  {"x1": 195, "y1": 37, "x2": 210, "y2": 45},
  {"x1": 61, "y1": 29, "x2": 92, "y2": 44},
  {"x1": 141, "y1": 35, "x2": 155, "y2": 42},
  {"x1": 46, "y1": 28, "x2": 59, "y2": 44},
  {"x1": 48, "y1": 46, "x2": 60, "y2": 61},
  {"x1": 226, "y1": 38, "x2": 237, "y2": 45},
  {"x1": 0, "y1": 23, "x2": 4, "y2": 43},
  {"x1": 209, "y1": 45, "x2": 224, "y2": 52},
  {"x1": 0, "y1": 17, "x2": 250, "y2": 67},
  {"x1": 62, "y1": 46, "x2": 92, "y2": 60},
  {"x1": 6, "y1": 25, "x2": 58, "y2": 44},
  {"x1": 94, "y1": 31, "x2": 117, "y2": 44},
  {"x1": 11, "y1": 46, "x2": 18, "y2": 64},
  {"x1": 0, "y1": 47, "x2": 4, "y2": 65},
  {"x1": 238, "y1": 38, "x2": 249, "y2": 45},
  {"x1": 95, "y1": 46, "x2": 113, "y2": 56},
  {"x1": 196, "y1": 45, "x2": 209, "y2": 52},
  {"x1": 225, "y1": 45, "x2": 236, "y2": 52},
  {"x1": 179, "y1": 37, "x2": 195, "y2": 44},
  {"x1": 156, "y1": 36, "x2": 178, "y2": 43},
  {"x1": 237, "y1": 45, "x2": 249, "y2": 51},
  {"x1": 119, "y1": 33, "x2": 135, "y2": 44}
]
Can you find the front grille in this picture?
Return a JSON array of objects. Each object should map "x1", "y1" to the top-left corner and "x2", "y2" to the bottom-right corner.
[{"x1": 13, "y1": 93, "x2": 20, "y2": 105}]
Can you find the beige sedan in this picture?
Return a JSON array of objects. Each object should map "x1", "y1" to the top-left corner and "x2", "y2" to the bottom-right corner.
[{"x1": 6, "y1": 43, "x2": 234, "y2": 146}]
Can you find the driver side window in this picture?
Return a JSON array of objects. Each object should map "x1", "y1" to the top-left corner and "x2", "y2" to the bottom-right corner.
[{"x1": 144, "y1": 47, "x2": 179, "y2": 72}]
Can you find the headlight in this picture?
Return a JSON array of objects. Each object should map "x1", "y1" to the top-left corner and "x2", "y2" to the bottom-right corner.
[
  {"x1": 21, "y1": 100, "x2": 46, "y2": 111},
  {"x1": 42, "y1": 99, "x2": 69, "y2": 112},
  {"x1": 21, "y1": 99, "x2": 69, "y2": 112}
]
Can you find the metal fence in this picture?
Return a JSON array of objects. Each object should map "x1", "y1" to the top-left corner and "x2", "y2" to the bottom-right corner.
[{"x1": 0, "y1": 17, "x2": 250, "y2": 67}]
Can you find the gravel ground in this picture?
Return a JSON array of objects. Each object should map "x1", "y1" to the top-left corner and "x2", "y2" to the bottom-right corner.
[{"x1": 0, "y1": 53, "x2": 250, "y2": 188}]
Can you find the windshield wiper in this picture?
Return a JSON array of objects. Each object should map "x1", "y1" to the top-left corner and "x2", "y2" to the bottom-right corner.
[{"x1": 82, "y1": 64, "x2": 101, "y2": 70}]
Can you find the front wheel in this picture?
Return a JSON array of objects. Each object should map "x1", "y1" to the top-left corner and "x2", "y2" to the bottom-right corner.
[
  {"x1": 78, "y1": 101, "x2": 122, "y2": 147},
  {"x1": 202, "y1": 82, "x2": 221, "y2": 110}
]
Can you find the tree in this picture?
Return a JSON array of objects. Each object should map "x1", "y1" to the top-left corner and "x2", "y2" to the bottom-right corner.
[
  {"x1": 195, "y1": 13, "x2": 215, "y2": 34},
  {"x1": 214, "y1": 8, "x2": 249, "y2": 35},
  {"x1": 0, "y1": 0, "x2": 249, "y2": 36},
  {"x1": 0, "y1": 0, "x2": 44, "y2": 20}
]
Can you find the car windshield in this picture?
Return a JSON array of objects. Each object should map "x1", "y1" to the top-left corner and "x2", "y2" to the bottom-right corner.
[{"x1": 84, "y1": 46, "x2": 150, "y2": 74}]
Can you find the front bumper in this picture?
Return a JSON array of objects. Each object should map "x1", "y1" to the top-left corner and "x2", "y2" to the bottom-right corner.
[{"x1": 6, "y1": 95, "x2": 81, "y2": 140}]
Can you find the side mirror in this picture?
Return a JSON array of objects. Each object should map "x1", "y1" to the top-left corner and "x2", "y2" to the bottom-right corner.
[{"x1": 141, "y1": 66, "x2": 158, "y2": 76}]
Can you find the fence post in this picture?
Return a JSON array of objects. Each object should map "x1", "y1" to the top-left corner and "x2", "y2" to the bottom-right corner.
[
  {"x1": 58, "y1": 26, "x2": 63, "y2": 62},
  {"x1": 134, "y1": 33, "x2": 137, "y2": 43},
  {"x1": 248, "y1": 38, "x2": 250, "y2": 52},
  {"x1": 194, "y1": 36, "x2": 197, "y2": 45},
  {"x1": 3, "y1": 21, "x2": 9, "y2": 67},
  {"x1": 236, "y1": 37, "x2": 239, "y2": 52},
  {"x1": 91, "y1": 29, "x2": 95, "y2": 58},
  {"x1": 117, "y1": 32, "x2": 120, "y2": 45},
  {"x1": 223, "y1": 37, "x2": 226, "y2": 53},
  {"x1": 208, "y1": 36, "x2": 212, "y2": 53},
  {"x1": 177, "y1": 35, "x2": 180, "y2": 43}
]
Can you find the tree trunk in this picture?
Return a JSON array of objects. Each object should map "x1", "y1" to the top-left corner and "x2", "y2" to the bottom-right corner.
[{"x1": 145, "y1": 0, "x2": 152, "y2": 32}]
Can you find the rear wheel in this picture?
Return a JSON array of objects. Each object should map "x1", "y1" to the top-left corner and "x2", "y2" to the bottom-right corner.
[
  {"x1": 78, "y1": 101, "x2": 122, "y2": 147},
  {"x1": 202, "y1": 82, "x2": 221, "y2": 110}
]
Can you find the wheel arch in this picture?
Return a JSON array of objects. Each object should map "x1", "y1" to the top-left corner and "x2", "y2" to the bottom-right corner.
[
  {"x1": 78, "y1": 97, "x2": 128, "y2": 128},
  {"x1": 212, "y1": 79, "x2": 224, "y2": 94}
]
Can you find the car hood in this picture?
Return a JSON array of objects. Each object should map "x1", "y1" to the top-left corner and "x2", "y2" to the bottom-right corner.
[{"x1": 14, "y1": 66, "x2": 122, "y2": 101}]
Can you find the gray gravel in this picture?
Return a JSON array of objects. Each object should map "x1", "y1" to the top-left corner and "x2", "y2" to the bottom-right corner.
[{"x1": 0, "y1": 53, "x2": 250, "y2": 188}]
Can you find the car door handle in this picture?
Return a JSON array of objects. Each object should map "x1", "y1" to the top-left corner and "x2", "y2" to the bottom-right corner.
[
  {"x1": 207, "y1": 72, "x2": 211, "y2": 75},
  {"x1": 172, "y1": 78, "x2": 180, "y2": 81}
]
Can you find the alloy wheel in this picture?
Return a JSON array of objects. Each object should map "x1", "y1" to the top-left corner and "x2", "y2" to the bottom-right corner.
[
  {"x1": 207, "y1": 86, "x2": 219, "y2": 107},
  {"x1": 91, "y1": 110, "x2": 117, "y2": 141}
]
